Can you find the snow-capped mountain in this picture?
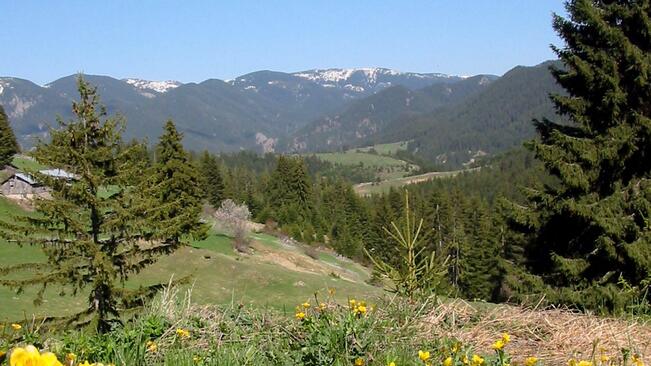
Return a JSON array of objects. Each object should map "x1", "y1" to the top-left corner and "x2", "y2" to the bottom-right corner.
[
  {"x1": 291, "y1": 68, "x2": 463, "y2": 95},
  {"x1": 124, "y1": 78, "x2": 182, "y2": 95},
  {"x1": 5, "y1": 65, "x2": 549, "y2": 159}
]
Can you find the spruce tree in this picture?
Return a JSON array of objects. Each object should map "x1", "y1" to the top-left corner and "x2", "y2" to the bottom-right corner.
[
  {"x1": 199, "y1": 151, "x2": 225, "y2": 208},
  {"x1": 0, "y1": 78, "x2": 201, "y2": 332},
  {"x1": 0, "y1": 105, "x2": 19, "y2": 166},
  {"x1": 511, "y1": 0, "x2": 651, "y2": 310},
  {"x1": 140, "y1": 120, "x2": 207, "y2": 245}
]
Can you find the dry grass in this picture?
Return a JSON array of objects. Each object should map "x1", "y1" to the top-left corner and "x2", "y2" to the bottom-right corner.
[{"x1": 421, "y1": 299, "x2": 651, "y2": 365}]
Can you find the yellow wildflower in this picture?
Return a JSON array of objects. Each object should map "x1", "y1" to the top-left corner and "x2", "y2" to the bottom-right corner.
[
  {"x1": 193, "y1": 356, "x2": 201, "y2": 364},
  {"x1": 10, "y1": 345, "x2": 64, "y2": 366},
  {"x1": 79, "y1": 362, "x2": 92, "y2": 366},
  {"x1": 525, "y1": 357, "x2": 538, "y2": 366},
  {"x1": 146, "y1": 341, "x2": 158, "y2": 353},
  {"x1": 492, "y1": 339, "x2": 505, "y2": 351},
  {"x1": 388, "y1": 362, "x2": 396, "y2": 366},
  {"x1": 577, "y1": 361, "x2": 592, "y2": 366},
  {"x1": 600, "y1": 354, "x2": 609, "y2": 363},
  {"x1": 418, "y1": 350, "x2": 430, "y2": 362},
  {"x1": 295, "y1": 311, "x2": 306, "y2": 320},
  {"x1": 176, "y1": 328, "x2": 190, "y2": 338},
  {"x1": 451, "y1": 343, "x2": 460, "y2": 353},
  {"x1": 11, "y1": 323, "x2": 22, "y2": 331},
  {"x1": 355, "y1": 357, "x2": 365, "y2": 366},
  {"x1": 349, "y1": 299, "x2": 357, "y2": 307},
  {"x1": 302, "y1": 302, "x2": 311, "y2": 309},
  {"x1": 319, "y1": 302, "x2": 327, "y2": 310},
  {"x1": 356, "y1": 305, "x2": 367, "y2": 315},
  {"x1": 501, "y1": 333, "x2": 511, "y2": 343},
  {"x1": 443, "y1": 357, "x2": 453, "y2": 366},
  {"x1": 10, "y1": 345, "x2": 39, "y2": 366},
  {"x1": 632, "y1": 355, "x2": 644, "y2": 366},
  {"x1": 462, "y1": 355, "x2": 469, "y2": 365},
  {"x1": 568, "y1": 359, "x2": 577, "y2": 366},
  {"x1": 471, "y1": 354, "x2": 485, "y2": 366}
]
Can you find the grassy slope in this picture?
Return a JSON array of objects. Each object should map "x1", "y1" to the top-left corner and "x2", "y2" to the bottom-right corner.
[
  {"x1": 11, "y1": 155, "x2": 47, "y2": 172},
  {"x1": 354, "y1": 168, "x2": 481, "y2": 195},
  {"x1": 355, "y1": 141, "x2": 409, "y2": 155},
  {"x1": 311, "y1": 142, "x2": 417, "y2": 180},
  {"x1": 0, "y1": 197, "x2": 381, "y2": 320}
]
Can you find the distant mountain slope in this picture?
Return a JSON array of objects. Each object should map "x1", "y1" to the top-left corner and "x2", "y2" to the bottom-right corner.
[
  {"x1": 381, "y1": 61, "x2": 564, "y2": 168},
  {"x1": 0, "y1": 68, "x2": 466, "y2": 152},
  {"x1": 283, "y1": 75, "x2": 497, "y2": 152}
]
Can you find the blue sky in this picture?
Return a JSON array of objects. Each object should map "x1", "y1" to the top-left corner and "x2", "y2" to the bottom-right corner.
[{"x1": 1, "y1": 1, "x2": 566, "y2": 85}]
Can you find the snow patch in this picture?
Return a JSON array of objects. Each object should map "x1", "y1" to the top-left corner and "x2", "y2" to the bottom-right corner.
[{"x1": 124, "y1": 78, "x2": 181, "y2": 93}]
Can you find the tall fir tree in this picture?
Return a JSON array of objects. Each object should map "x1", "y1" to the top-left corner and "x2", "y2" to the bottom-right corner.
[
  {"x1": 0, "y1": 105, "x2": 19, "y2": 167},
  {"x1": 510, "y1": 0, "x2": 651, "y2": 310},
  {"x1": 0, "y1": 79, "x2": 203, "y2": 332},
  {"x1": 199, "y1": 151, "x2": 225, "y2": 208},
  {"x1": 140, "y1": 120, "x2": 207, "y2": 245}
]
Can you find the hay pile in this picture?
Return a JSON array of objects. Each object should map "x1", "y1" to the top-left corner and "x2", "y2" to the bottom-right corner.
[{"x1": 421, "y1": 300, "x2": 651, "y2": 365}]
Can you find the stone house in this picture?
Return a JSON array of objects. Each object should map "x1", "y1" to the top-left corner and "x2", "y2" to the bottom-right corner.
[{"x1": 0, "y1": 166, "x2": 75, "y2": 199}]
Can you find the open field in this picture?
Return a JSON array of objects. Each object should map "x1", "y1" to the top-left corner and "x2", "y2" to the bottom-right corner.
[
  {"x1": 310, "y1": 149, "x2": 417, "y2": 180},
  {"x1": 0, "y1": 196, "x2": 381, "y2": 320},
  {"x1": 354, "y1": 168, "x2": 480, "y2": 195},
  {"x1": 354, "y1": 141, "x2": 410, "y2": 155}
]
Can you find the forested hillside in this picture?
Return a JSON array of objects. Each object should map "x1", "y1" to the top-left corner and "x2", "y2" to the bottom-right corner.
[{"x1": 376, "y1": 61, "x2": 564, "y2": 167}]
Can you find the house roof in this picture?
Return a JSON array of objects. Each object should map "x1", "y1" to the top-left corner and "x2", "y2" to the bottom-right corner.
[
  {"x1": 15, "y1": 173, "x2": 38, "y2": 185},
  {"x1": 39, "y1": 169, "x2": 77, "y2": 180}
]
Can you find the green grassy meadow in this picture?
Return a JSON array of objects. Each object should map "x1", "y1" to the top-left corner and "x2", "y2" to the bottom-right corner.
[
  {"x1": 310, "y1": 142, "x2": 417, "y2": 180},
  {"x1": 0, "y1": 196, "x2": 381, "y2": 320}
]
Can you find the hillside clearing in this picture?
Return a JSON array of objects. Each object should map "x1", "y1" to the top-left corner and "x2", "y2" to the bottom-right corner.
[
  {"x1": 0, "y1": 196, "x2": 381, "y2": 320},
  {"x1": 354, "y1": 168, "x2": 480, "y2": 195}
]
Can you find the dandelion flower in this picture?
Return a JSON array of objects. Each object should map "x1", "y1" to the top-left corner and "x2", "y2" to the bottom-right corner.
[
  {"x1": 388, "y1": 362, "x2": 396, "y2": 366},
  {"x1": 501, "y1": 333, "x2": 511, "y2": 343},
  {"x1": 302, "y1": 302, "x2": 310, "y2": 309},
  {"x1": 577, "y1": 361, "x2": 592, "y2": 366},
  {"x1": 492, "y1": 339, "x2": 505, "y2": 351},
  {"x1": 632, "y1": 355, "x2": 644, "y2": 366},
  {"x1": 11, "y1": 324, "x2": 22, "y2": 331},
  {"x1": 443, "y1": 357, "x2": 453, "y2": 366},
  {"x1": 146, "y1": 341, "x2": 158, "y2": 353},
  {"x1": 600, "y1": 354, "x2": 609, "y2": 363},
  {"x1": 418, "y1": 350, "x2": 430, "y2": 362},
  {"x1": 525, "y1": 357, "x2": 538, "y2": 366},
  {"x1": 355, "y1": 357, "x2": 365, "y2": 366},
  {"x1": 295, "y1": 311, "x2": 306, "y2": 320},
  {"x1": 176, "y1": 328, "x2": 190, "y2": 338},
  {"x1": 472, "y1": 354, "x2": 485, "y2": 366}
]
